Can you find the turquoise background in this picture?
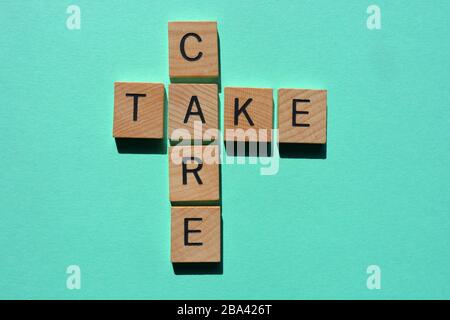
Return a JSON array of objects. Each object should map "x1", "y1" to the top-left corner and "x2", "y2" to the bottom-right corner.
[{"x1": 1, "y1": 0, "x2": 449, "y2": 299}]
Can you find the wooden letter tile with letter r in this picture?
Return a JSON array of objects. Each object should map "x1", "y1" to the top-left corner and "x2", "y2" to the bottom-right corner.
[{"x1": 169, "y1": 145, "x2": 220, "y2": 204}]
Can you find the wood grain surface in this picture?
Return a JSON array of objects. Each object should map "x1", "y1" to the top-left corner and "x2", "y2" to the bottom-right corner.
[
  {"x1": 278, "y1": 89, "x2": 327, "y2": 144},
  {"x1": 169, "y1": 83, "x2": 218, "y2": 142},
  {"x1": 169, "y1": 145, "x2": 220, "y2": 203},
  {"x1": 224, "y1": 87, "x2": 273, "y2": 142},
  {"x1": 113, "y1": 82, "x2": 165, "y2": 139}
]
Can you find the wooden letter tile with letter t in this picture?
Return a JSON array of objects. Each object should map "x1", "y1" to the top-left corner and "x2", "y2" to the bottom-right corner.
[
  {"x1": 113, "y1": 82, "x2": 165, "y2": 139},
  {"x1": 171, "y1": 206, "x2": 221, "y2": 263}
]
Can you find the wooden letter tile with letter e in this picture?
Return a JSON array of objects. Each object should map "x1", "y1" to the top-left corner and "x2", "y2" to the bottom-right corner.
[
  {"x1": 168, "y1": 21, "x2": 219, "y2": 79},
  {"x1": 169, "y1": 145, "x2": 220, "y2": 204},
  {"x1": 171, "y1": 206, "x2": 221, "y2": 263},
  {"x1": 169, "y1": 83, "x2": 218, "y2": 143},
  {"x1": 224, "y1": 87, "x2": 273, "y2": 142},
  {"x1": 113, "y1": 82, "x2": 165, "y2": 139},
  {"x1": 278, "y1": 89, "x2": 327, "y2": 144}
]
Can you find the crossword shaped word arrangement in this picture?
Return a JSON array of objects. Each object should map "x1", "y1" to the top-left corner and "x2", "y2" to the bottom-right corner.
[{"x1": 112, "y1": 21, "x2": 327, "y2": 264}]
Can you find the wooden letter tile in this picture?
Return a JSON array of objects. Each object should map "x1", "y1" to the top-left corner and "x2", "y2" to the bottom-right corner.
[
  {"x1": 169, "y1": 84, "x2": 218, "y2": 143},
  {"x1": 168, "y1": 21, "x2": 219, "y2": 79},
  {"x1": 169, "y1": 145, "x2": 220, "y2": 204},
  {"x1": 278, "y1": 89, "x2": 327, "y2": 144},
  {"x1": 171, "y1": 206, "x2": 221, "y2": 263},
  {"x1": 224, "y1": 87, "x2": 273, "y2": 142},
  {"x1": 113, "y1": 82, "x2": 165, "y2": 139}
]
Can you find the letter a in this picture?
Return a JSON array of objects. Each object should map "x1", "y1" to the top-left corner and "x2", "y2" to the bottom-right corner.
[
  {"x1": 366, "y1": 265, "x2": 381, "y2": 290},
  {"x1": 367, "y1": 5, "x2": 381, "y2": 30}
]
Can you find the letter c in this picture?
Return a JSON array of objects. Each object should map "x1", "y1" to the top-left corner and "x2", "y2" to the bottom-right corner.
[{"x1": 180, "y1": 32, "x2": 203, "y2": 61}]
